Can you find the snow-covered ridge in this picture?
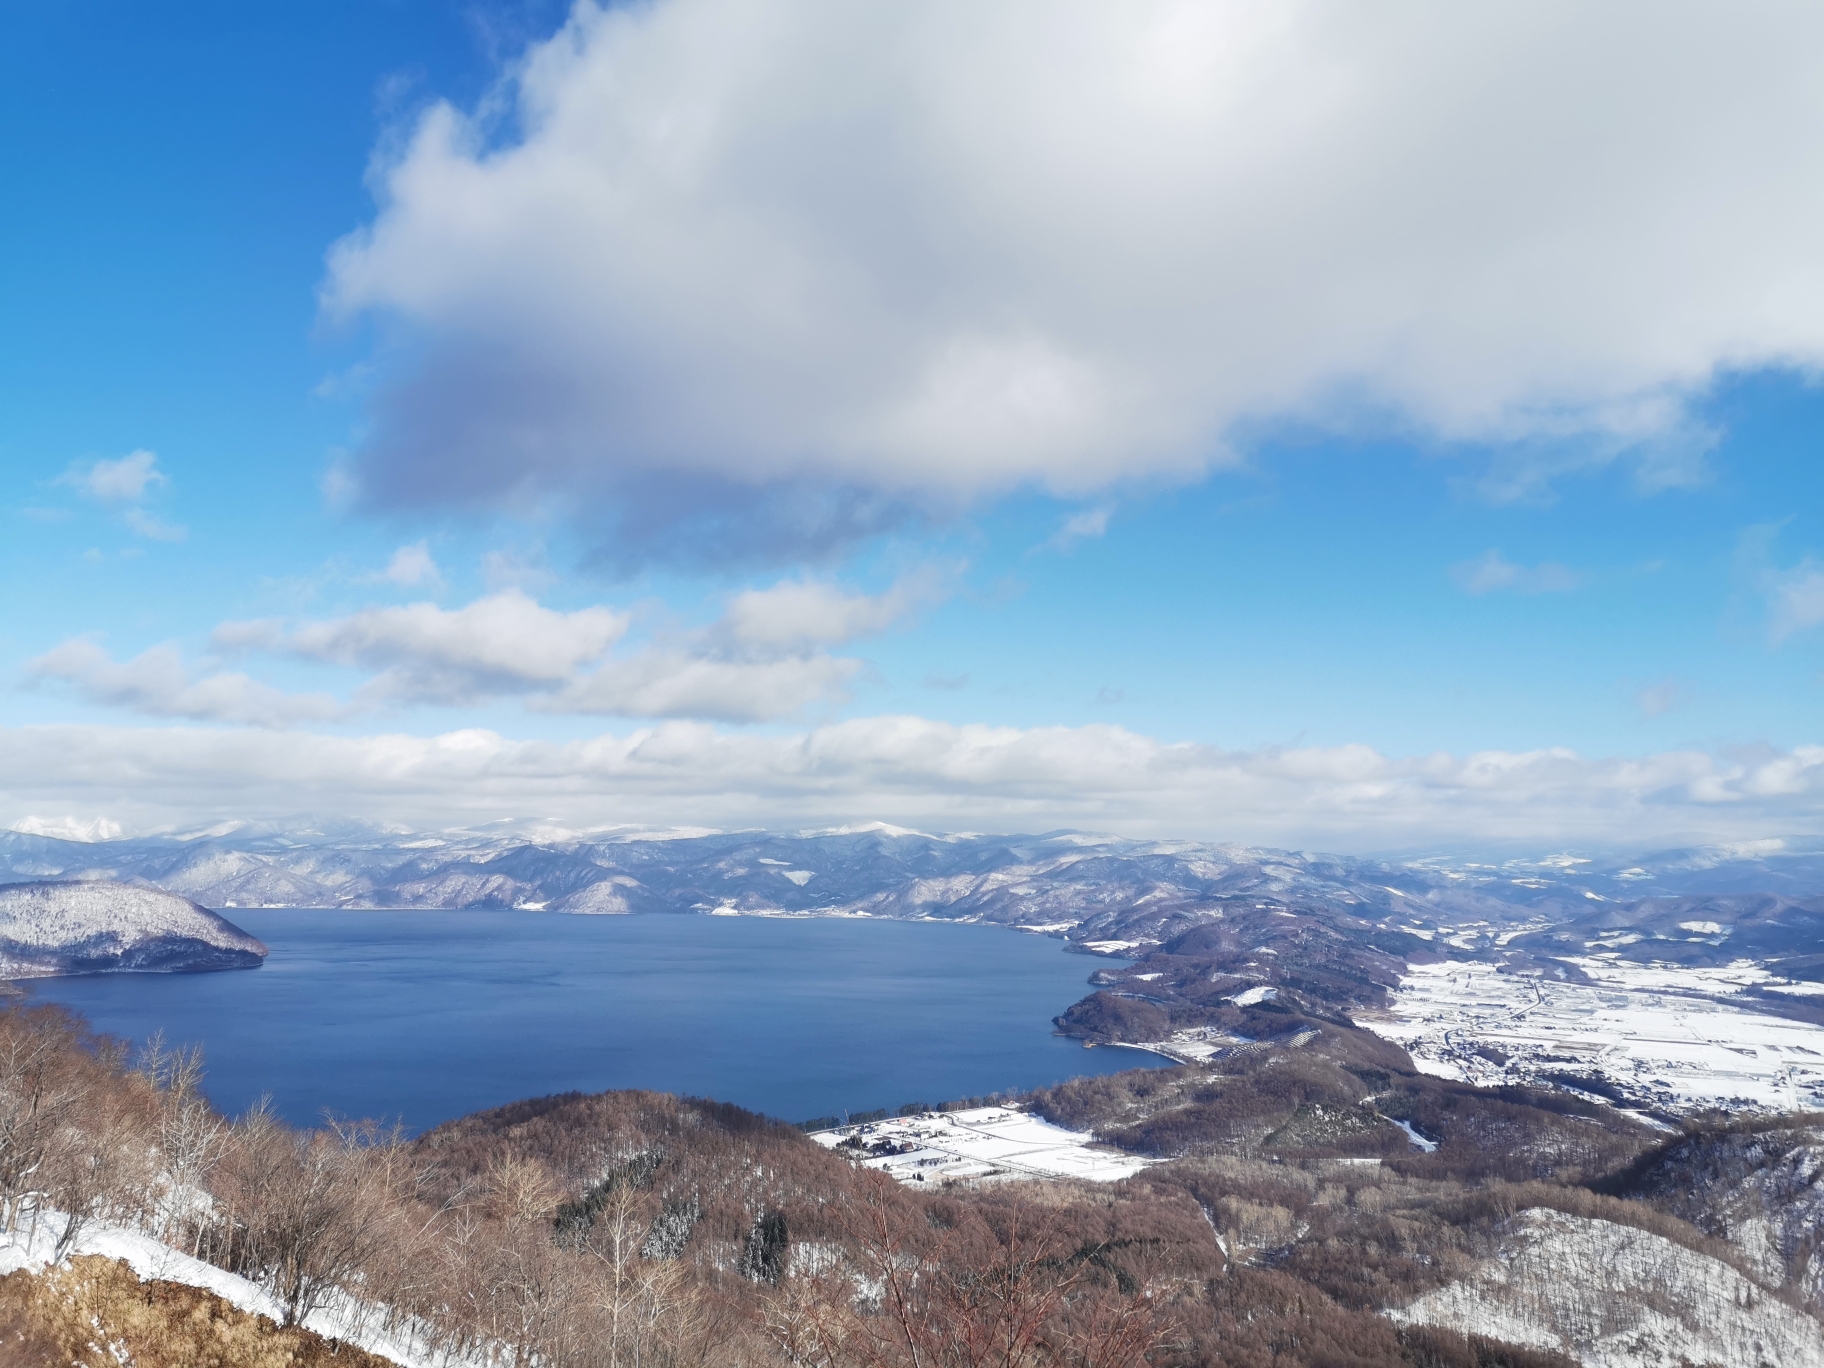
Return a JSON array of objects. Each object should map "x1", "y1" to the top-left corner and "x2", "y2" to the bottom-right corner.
[
  {"x1": 3, "y1": 825, "x2": 1821, "y2": 940},
  {"x1": 0, "y1": 880, "x2": 266, "y2": 978},
  {"x1": 0, "y1": 1211, "x2": 439, "y2": 1367},
  {"x1": 1392, "y1": 1207, "x2": 1824, "y2": 1368}
]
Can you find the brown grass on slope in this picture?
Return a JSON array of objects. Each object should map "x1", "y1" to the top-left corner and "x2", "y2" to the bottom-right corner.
[{"x1": 0, "y1": 1255, "x2": 393, "y2": 1368}]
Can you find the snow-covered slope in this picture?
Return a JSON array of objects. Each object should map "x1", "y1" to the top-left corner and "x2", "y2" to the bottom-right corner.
[
  {"x1": 1622, "y1": 1121, "x2": 1824, "y2": 1314},
  {"x1": 0, "y1": 1210, "x2": 435, "y2": 1367},
  {"x1": 0, "y1": 880, "x2": 266, "y2": 977},
  {"x1": 2, "y1": 825, "x2": 1820, "y2": 942},
  {"x1": 0, "y1": 825, "x2": 1612, "y2": 927},
  {"x1": 1391, "y1": 1207, "x2": 1824, "y2": 1368}
]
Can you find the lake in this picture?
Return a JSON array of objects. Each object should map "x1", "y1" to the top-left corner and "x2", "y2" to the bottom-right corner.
[{"x1": 24, "y1": 910, "x2": 1160, "y2": 1131}]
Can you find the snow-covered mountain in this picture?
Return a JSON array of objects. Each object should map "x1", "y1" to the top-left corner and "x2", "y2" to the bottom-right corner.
[
  {"x1": 1622, "y1": 1120, "x2": 1824, "y2": 1312},
  {"x1": 0, "y1": 880, "x2": 267, "y2": 977},
  {"x1": 1391, "y1": 1206, "x2": 1824, "y2": 1368},
  {"x1": 2, "y1": 823, "x2": 1820, "y2": 952}
]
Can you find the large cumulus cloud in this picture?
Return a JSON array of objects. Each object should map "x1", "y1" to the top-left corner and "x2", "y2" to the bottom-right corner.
[{"x1": 326, "y1": 0, "x2": 1824, "y2": 561}]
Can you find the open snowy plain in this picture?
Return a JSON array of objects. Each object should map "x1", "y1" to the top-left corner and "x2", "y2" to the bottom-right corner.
[
  {"x1": 1363, "y1": 957, "x2": 1824, "y2": 1116},
  {"x1": 809, "y1": 1106, "x2": 1154, "y2": 1184}
]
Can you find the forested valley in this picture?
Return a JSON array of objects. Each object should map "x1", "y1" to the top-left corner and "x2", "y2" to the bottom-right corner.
[{"x1": 0, "y1": 998, "x2": 1819, "y2": 1368}]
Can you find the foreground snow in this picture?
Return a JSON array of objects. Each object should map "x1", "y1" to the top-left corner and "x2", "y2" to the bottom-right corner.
[
  {"x1": 810, "y1": 1106, "x2": 1154, "y2": 1184},
  {"x1": 1391, "y1": 1207, "x2": 1824, "y2": 1368},
  {"x1": 1361, "y1": 957, "x2": 1824, "y2": 1115},
  {"x1": 0, "y1": 1210, "x2": 459, "y2": 1367}
]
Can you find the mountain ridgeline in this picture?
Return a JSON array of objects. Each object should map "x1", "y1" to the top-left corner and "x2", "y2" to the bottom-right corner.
[
  {"x1": 5, "y1": 824, "x2": 1823, "y2": 951},
  {"x1": 6, "y1": 825, "x2": 1824, "y2": 1027}
]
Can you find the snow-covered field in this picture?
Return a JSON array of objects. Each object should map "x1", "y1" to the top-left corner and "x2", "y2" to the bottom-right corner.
[
  {"x1": 1118, "y1": 1027, "x2": 1242, "y2": 1065},
  {"x1": 1363, "y1": 958, "x2": 1824, "y2": 1115},
  {"x1": 809, "y1": 1106, "x2": 1154, "y2": 1184}
]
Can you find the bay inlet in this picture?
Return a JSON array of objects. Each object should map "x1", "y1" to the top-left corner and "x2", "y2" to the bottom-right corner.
[{"x1": 25, "y1": 909, "x2": 1162, "y2": 1130}]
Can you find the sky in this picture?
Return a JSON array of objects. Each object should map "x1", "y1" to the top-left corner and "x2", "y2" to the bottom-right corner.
[{"x1": 4, "y1": 0, "x2": 1824, "y2": 852}]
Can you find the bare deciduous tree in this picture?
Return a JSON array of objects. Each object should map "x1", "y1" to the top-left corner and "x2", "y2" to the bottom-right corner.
[{"x1": 213, "y1": 1102, "x2": 414, "y2": 1327}]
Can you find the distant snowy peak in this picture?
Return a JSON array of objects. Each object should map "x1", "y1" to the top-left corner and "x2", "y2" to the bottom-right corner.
[
  {"x1": 0, "y1": 880, "x2": 266, "y2": 978},
  {"x1": 0, "y1": 826, "x2": 1818, "y2": 956},
  {"x1": 8, "y1": 814, "x2": 125, "y2": 842}
]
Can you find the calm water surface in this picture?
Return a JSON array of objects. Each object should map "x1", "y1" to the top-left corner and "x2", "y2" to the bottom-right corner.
[{"x1": 26, "y1": 911, "x2": 1156, "y2": 1131}]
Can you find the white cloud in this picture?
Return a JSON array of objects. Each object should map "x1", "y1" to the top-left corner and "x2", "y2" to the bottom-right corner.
[
  {"x1": 194, "y1": 582, "x2": 891, "y2": 721},
  {"x1": 716, "y1": 571, "x2": 944, "y2": 651},
  {"x1": 1765, "y1": 556, "x2": 1824, "y2": 644},
  {"x1": 218, "y1": 590, "x2": 629, "y2": 704},
  {"x1": 1738, "y1": 522, "x2": 1824, "y2": 644},
  {"x1": 1045, "y1": 508, "x2": 1111, "y2": 553},
  {"x1": 481, "y1": 546, "x2": 553, "y2": 592},
  {"x1": 325, "y1": 0, "x2": 1824, "y2": 557},
  {"x1": 1636, "y1": 678, "x2": 1685, "y2": 719},
  {"x1": 55, "y1": 450, "x2": 187, "y2": 540},
  {"x1": 541, "y1": 573, "x2": 934, "y2": 719},
  {"x1": 1449, "y1": 550, "x2": 1581, "y2": 596},
  {"x1": 32, "y1": 577, "x2": 912, "y2": 728},
  {"x1": 122, "y1": 507, "x2": 189, "y2": 542},
  {"x1": 542, "y1": 651, "x2": 861, "y2": 721},
  {"x1": 26, "y1": 640, "x2": 348, "y2": 728},
  {"x1": 376, "y1": 541, "x2": 442, "y2": 587},
  {"x1": 1, "y1": 719, "x2": 1821, "y2": 848},
  {"x1": 69, "y1": 450, "x2": 166, "y2": 502}
]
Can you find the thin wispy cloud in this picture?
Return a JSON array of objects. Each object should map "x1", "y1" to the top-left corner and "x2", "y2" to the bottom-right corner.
[
  {"x1": 1467, "y1": 427, "x2": 1719, "y2": 508},
  {"x1": 1044, "y1": 508, "x2": 1111, "y2": 554},
  {"x1": 1449, "y1": 551, "x2": 1582, "y2": 596},
  {"x1": 123, "y1": 508, "x2": 188, "y2": 543},
  {"x1": 26, "y1": 639, "x2": 347, "y2": 728},
  {"x1": 1764, "y1": 557, "x2": 1824, "y2": 644},
  {"x1": 1735, "y1": 521, "x2": 1824, "y2": 645},
  {"x1": 371, "y1": 541, "x2": 442, "y2": 588},
  {"x1": 481, "y1": 546, "x2": 554, "y2": 593},
  {"x1": 65, "y1": 450, "x2": 166, "y2": 502},
  {"x1": 56, "y1": 449, "x2": 188, "y2": 541},
  {"x1": 1636, "y1": 678, "x2": 1685, "y2": 719},
  {"x1": 540, "y1": 652, "x2": 864, "y2": 722}
]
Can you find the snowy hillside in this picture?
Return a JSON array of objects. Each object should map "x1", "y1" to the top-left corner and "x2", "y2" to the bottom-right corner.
[
  {"x1": 1391, "y1": 1207, "x2": 1824, "y2": 1368},
  {"x1": 12, "y1": 822, "x2": 1813, "y2": 932},
  {"x1": 1622, "y1": 1120, "x2": 1824, "y2": 1314},
  {"x1": 0, "y1": 879, "x2": 266, "y2": 977},
  {"x1": 0, "y1": 1209, "x2": 432, "y2": 1367}
]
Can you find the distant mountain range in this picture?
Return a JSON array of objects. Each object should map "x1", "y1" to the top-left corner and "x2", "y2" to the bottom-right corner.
[{"x1": 3, "y1": 821, "x2": 1821, "y2": 960}]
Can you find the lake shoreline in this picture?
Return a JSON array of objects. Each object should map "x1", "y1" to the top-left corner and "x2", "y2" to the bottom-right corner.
[{"x1": 21, "y1": 910, "x2": 1162, "y2": 1132}]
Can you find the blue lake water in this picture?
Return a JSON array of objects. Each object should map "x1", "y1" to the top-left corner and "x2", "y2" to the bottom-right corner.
[{"x1": 24, "y1": 911, "x2": 1158, "y2": 1132}]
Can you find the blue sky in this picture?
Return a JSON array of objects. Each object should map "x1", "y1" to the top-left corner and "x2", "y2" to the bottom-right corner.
[{"x1": 4, "y1": 1, "x2": 1824, "y2": 849}]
